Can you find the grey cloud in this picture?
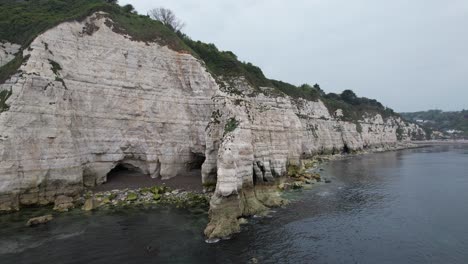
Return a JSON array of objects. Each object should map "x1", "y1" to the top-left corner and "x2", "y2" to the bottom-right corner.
[{"x1": 121, "y1": 0, "x2": 468, "y2": 111}]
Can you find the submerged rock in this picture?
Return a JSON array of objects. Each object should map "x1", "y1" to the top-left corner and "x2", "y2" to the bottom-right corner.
[
  {"x1": 250, "y1": 257, "x2": 259, "y2": 264},
  {"x1": 26, "y1": 215, "x2": 53, "y2": 227}
]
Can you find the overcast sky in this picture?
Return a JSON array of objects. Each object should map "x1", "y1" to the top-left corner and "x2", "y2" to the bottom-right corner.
[{"x1": 121, "y1": 0, "x2": 467, "y2": 112}]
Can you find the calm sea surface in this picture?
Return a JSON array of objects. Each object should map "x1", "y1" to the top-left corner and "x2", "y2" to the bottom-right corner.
[{"x1": 1, "y1": 145, "x2": 467, "y2": 263}]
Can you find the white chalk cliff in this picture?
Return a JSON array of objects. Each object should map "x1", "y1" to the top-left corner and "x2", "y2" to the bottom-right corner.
[{"x1": 0, "y1": 13, "x2": 424, "y2": 238}]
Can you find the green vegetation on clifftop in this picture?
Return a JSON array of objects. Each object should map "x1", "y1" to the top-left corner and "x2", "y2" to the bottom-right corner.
[
  {"x1": 0, "y1": 0, "x2": 191, "y2": 84},
  {"x1": 1, "y1": 0, "x2": 400, "y2": 122},
  {"x1": 1, "y1": 0, "x2": 114, "y2": 46}
]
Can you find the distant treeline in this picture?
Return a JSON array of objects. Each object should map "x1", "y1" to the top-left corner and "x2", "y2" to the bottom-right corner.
[{"x1": 401, "y1": 110, "x2": 468, "y2": 138}]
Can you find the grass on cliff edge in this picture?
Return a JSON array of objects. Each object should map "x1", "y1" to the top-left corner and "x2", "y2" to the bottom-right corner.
[
  {"x1": 0, "y1": 0, "x2": 189, "y2": 49},
  {"x1": 0, "y1": 0, "x2": 191, "y2": 84},
  {"x1": 0, "y1": 0, "x2": 399, "y2": 123}
]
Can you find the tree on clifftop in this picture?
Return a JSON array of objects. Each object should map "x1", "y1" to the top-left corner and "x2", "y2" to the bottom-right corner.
[
  {"x1": 122, "y1": 4, "x2": 135, "y2": 13},
  {"x1": 148, "y1": 7, "x2": 185, "y2": 32}
]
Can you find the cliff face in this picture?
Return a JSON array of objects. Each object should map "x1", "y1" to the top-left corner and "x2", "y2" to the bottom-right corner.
[
  {"x1": 0, "y1": 13, "x2": 424, "y2": 237},
  {"x1": 0, "y1": 13, "x2": 218, "y2": 210}
]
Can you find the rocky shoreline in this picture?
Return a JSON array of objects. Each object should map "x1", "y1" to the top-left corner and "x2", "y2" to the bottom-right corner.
[
  {"x1": 52, "y1": 185, "x2": 211, "y2": 214},
  {"x1": 15, "y1": 142, "x2": 420, "y2": 239}
]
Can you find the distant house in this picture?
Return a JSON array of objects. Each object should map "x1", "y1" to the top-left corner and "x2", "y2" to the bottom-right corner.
[
  {"x1": 446, "y1": 129, "x2": 462, "y2": 134},
  {"x1": 415, "y1": 119, "x2": 432, "y2": 124}
]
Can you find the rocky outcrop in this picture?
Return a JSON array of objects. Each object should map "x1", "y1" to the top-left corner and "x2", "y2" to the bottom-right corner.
[
  {"x1": 0, "y1": 41, "x2": 20, "y2": 67},
  {"x1": 26, "y1": 214, "x2": 53, "y2": 227},
  {"x1": 0, "y1": 13, "x2": 424, "y2": 238},
  {"x1": 200, "y1": 81, "x2": 425, "y2": 238}
]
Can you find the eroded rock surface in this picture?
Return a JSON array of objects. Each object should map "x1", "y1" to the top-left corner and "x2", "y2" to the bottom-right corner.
[{"x1": 0, "y1": 13, "x2": 425, "y2": 238}]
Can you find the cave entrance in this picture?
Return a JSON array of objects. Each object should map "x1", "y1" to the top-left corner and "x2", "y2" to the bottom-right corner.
[
  {"x1": 93, "y1": 153, "x2": 207, "y2": 192},
  {"x1": 180, "y1": 152, "x2": 206, "y2": 190},
  {"x1": 94, "y1": 163, "x2": 153, "y2": 191},
  {"x1": 108, "y1": 163, "x2": 145, "y2": 179},
  {"x1": 343, "y1": 144, "x2": 350, "y2": 154},
  {"x1": 187, "y1": 152, "x2": 206, "y2": 171}
]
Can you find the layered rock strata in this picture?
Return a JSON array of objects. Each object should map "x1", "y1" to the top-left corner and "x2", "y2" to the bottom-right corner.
[{"x1": 0, "y1": 13, "x2": 424, "y2": 238}]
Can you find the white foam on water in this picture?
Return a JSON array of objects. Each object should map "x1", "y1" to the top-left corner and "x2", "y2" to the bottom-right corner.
[{"x1": 205, "y1": 238, "x2": 220, "y2": 244}]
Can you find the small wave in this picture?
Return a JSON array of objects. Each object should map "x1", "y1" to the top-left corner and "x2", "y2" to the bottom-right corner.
[
  {"x1": 316, "y1": 191, "x2": 331, "y2": 197},
  {"x1": 0, "y1": 230, "x2": 85, "y2": 255},
  {"x1": 0, "y1": 241, "x2": 21, "y2": 255},
  {"x1": 205, "y1": 238, "x2": 220, "y2": 244}
]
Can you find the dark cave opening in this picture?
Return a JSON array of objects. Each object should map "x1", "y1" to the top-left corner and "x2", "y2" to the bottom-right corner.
[
  {"x1": 108, "y1": 163, "x2": 145, "y2": 178},
  {"x1": 187, "y1": 152, "x2": 206, "y2": 171},
  {"x1": 93, "y1": 155, "x2": 207, "y2": 192},
  {"x1": 343, "y1": 144, "x2": 350, "y2": 154},
  {"x1": 102, "y1": 163, "x2": 149, "y2": 189}
]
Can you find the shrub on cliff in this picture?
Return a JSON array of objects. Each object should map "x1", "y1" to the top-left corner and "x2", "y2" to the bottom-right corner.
[
  {"x1": 224, "y1": 118, "x2": 239, "y2": 136},
  {"x1": 0, "y1": 89, "x2": 12, "y2": 112},
  {"x1": 122, "y1": 4, "x2": 135, "y2": 13},
  {"x1": 181, "y1": 37, "x2": 271, "y2": 89}
]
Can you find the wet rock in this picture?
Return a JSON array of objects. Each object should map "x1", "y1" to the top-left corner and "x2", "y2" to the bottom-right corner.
[
  {"x1": 312, "y1": 173, "x2": 321, "y2": 181},
  {"x1": 82, "y1": 198, "x2": 100, "y2": 211},
  {"x1": 238, "y1": 218, "x2": 248, "y2": 225},
  {"x1": 108, "y1": 193, "x2": 117, "y2": 200},
  {"x1": 149, "y1": 186, "x2": 161, "y2": 194},
  {"x1": 152, "y1": 193, "x2": 161, "y2": 201},
  {"x1": 101, "y1": 197, "x2": 111, "y2": 205},
  {"x1": 278, "y1": 183, "x2": 291, "y2": 190},
  {"x1": 53, "y1": 195, "x2": 74, "y2": 212},
  {"x1": 126, "y1": 192, "x2": 138, "y2": 201},
  {"x1": 292, "y1": 181, "x2": 303, "y2": 189},
  {"x1": 26, "y1": 215, "x2": 53, "y2": 227},
  {"x1": 305, "y1": 179, "x2": 314, "y2": 184}
]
